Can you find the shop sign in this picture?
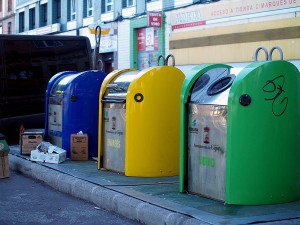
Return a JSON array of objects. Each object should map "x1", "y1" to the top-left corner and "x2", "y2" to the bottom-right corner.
[
  {"x1": 148, "y1": 12, "x2": 162, "y2": 27},
  {"x1": 88, "y1": 23, "x2": 113, "y2": 35},
  {"x1": 171, "y1": 0, "x2": 300, "y2": 30},
  {"x1": 100, "y1": 35, "x2": 118, "y2": 53}
]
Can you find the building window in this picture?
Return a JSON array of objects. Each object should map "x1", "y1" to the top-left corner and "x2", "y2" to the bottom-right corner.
[
  {"x1": 54, "y1": 0, "x2": 61, "y2": 23},
  {"x1": 71, "y1": 0, "x2": 76, "y2": 20},
  {"x1": 40, "y1": 4, "x2": 47, "y2": 26},
  {"x1": 87, "y1": 0, "x2": 93, "y2": 16},
  {"x1": 7, "y1": 22, "x2": 11, "y2": 34},
  {"x1": 122, "y1": 0, "x2": 135, "y2": 8},
  {"x1": 83, "y1": 0, "x2": 93, "y2": 17},
  {"x1": 29, "y1": 8, "x2": 35, "y2": 30},
  {"x1": 106, "y1": 0, "x2": 113, "y2": 12},
  {"x1": 8, "y1": 0, "x2": 12, "y2": 12},
  {"x1": 19, "y1": 12, "x2": 25, "y2": 32}
]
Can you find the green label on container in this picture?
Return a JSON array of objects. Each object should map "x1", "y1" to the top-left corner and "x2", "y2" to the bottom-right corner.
[{"x1": 199, "y1": 156, "x2": 215, "y2": 167}]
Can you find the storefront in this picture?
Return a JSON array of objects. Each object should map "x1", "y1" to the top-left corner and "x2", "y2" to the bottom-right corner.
[{"x1": 130, "y1": 12, "x2": 165, "y2": 70}]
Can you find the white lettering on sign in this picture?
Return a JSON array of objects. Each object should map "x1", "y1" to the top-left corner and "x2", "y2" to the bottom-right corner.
[
  {"x1": 176, "y1": 11, "x2": 201, "y2": 25},
  {"x1": 149, "y1": 12, "x2": 161, "y2": 17},
  {"x1": 150, "y1": 22, "x2": 161, "y2": 26},
  {"x1": 148, "y1": 12, "x2": 162, "y2": 27}
]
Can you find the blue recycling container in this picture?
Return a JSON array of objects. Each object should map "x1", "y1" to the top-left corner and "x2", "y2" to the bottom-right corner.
[{"x1": 45, "y1": 70, "x2": 106, "y2": 158}]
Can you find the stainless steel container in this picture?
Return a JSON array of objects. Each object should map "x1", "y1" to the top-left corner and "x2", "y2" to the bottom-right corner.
[
  {"x1": 187, "y1": 67, "x2": 242, "y2": 201},
  {"x1": 102, "y1": 71, "x2": 139, "y2": 173}
]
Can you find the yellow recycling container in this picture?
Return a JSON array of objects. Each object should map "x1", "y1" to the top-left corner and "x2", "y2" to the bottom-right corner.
[{"x1": 98, "y1": 65, "x2": 185, "y2": 177}]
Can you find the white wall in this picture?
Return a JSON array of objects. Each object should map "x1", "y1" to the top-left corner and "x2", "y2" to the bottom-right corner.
[
  {"x1": 174, "y1": 0, "x2": 192, "y2": 8},
  {"x1": 165, "y1": 11, "x2": 171, "y2": 56},
  {"x1": 147, "y1": 0, "x2": 162, "y2": 11},
  {"x1": 117, "y1": 20, "x2": 131, "y2": 69}
]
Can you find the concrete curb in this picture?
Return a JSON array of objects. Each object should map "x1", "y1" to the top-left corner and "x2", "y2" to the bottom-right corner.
[{"x1": 9, "y1": 154, "x2": 209, "y2": 225}]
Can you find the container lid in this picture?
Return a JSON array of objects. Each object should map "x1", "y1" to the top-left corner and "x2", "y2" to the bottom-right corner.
[
  {"x1": 104, "y1": 71, "x2": 139, "y2": 99},
  {"x1": 190, "y1": 67, "x2": 243, "y2": 105},
  {"x1": 50, "y1": 74, "x2": 78, "y2": 96}
]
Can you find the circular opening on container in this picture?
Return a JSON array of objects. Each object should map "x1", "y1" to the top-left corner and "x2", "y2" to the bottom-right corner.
[
  {"x1": 192, "y1": 73, "x2": 210, "y2": 92},
  {"x1": 207, "y1": 75, "x2": 235, "y2": 96}
]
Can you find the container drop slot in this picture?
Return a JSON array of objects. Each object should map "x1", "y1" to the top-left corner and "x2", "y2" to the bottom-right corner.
[
  {"x1": 101, "y1": 99, "x2": 126, "y2": 103},
  {"x1": 207, "y1": 75, "x2": 235, "y2": 96}
]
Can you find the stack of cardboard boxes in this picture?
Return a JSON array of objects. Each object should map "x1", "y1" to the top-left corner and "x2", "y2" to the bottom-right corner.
[{"x1": 19, "y1": 130, "x2": 88, "y2": 163}]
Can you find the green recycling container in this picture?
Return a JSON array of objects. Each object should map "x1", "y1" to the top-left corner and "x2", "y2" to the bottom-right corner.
[{"x1": 179, "y1": 58, "x2": 300, "y2": 205}]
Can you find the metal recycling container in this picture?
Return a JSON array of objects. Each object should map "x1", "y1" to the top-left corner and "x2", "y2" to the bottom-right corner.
[
  {"x1": 187, "y1": 65, "x2": 242, "y2": 202},
  {"x1": 98, "y1": 67, "x2": 185, "y2": 177},
  {"x1": 101, "y1": 70, "x2": 137, "y2": 173},
  {"x1": 45, "y1": 70, "x2": 106, "y2": 158},
  {"x1": 179, "y1": 59, "x2": 300, "y2": 205}
]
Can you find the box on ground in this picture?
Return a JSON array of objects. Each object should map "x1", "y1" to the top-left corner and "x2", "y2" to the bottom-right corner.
[
  {"x1": 20, "y1": 129, "x2": 44, "y2": 155},
  {"x1": 71, "y1": 134, "x2": 88, "y2": 161},
  {"x1": 30, "y1": 145, "x2": 66, "y2": 164},
  {"x1": 0, "y1": 134, "x2": 10, "y2": 179},
  {"x1": 0, "y1": 153, "x2": 9, "y2": 179}
]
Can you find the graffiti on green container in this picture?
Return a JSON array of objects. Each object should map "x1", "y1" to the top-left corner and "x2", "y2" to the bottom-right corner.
[{"x1": 199, "y1": 156, "x2": 215, "y2": 167}]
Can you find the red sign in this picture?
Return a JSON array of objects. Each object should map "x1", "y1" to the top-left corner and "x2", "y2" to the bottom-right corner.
[
  {"x1": 148, "y1": 12, "x2": 162, "y2": 27},
  {"x1": 137, "y1": 28, "x2": 146, "y2": 51},
  {"x1": 172, "y1": 21, "x2": 206, "y2": 30},
  {"x1": 137, "y1": 28, "x2": 159, "y2": 52}
]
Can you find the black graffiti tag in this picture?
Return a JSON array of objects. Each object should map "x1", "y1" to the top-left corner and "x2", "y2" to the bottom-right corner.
[{"x1": 262, "y1": 75, "x2": 288, "y2": 117}]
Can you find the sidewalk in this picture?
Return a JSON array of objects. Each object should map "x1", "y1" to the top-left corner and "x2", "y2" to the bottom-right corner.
[{"x1": 8, "y1": 145, "x2": 300, "y2": 225}]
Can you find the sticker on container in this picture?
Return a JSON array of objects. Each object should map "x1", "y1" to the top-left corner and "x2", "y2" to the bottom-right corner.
[{"x1": 203, "y1": 127, "x2": 210, "y2": 144}]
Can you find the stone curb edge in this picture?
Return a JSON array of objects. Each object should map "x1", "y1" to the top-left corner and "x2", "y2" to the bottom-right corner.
[{"x1": 9, "y1": 154, "x2": 209, "y2": 225}]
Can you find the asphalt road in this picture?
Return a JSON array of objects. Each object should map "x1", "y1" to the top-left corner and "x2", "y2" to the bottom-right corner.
[{"x1": 0, "y1": 170, "x2": 142, "y2": 225}]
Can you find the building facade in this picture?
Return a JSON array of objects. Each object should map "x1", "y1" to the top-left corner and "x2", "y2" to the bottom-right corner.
[
  {"x1": 169, "y1": 0, "x2": 300, "y2": 64},
  {"x1": 9, "y1": 0, "x2": 300, "y2": 72},
  {"x1": 0, "y1": 0, "x2": 15, "y2": 34}
]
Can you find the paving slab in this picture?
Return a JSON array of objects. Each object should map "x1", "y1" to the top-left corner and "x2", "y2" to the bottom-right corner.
[{"x1": 8, "y1": 145, "x2": 300, "y2": 225}]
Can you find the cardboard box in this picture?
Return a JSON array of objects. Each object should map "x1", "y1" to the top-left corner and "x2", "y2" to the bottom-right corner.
[
  {"x1": 30, "y1": 146, "x2": 66, "y2": 164},
  {"x1": 45, "y1": 146, "x2": 66, "y2": 164},
  {"x1": 0, "y1": 152, "x2": 9, "y2": 179},
  {"x1": 71, "y1": 134, "x2": 88, "y2": 161},
  {"x1": 30, "y1": 150, "x2": 47, "y2": 162},
  {"x1": 20, "y1": 129, "x2": 44, "y2": 155}
]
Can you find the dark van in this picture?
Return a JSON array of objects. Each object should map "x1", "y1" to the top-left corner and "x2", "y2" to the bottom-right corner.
[{"x1": 0, "y1": 34, "x2": 92, "y2": 143}]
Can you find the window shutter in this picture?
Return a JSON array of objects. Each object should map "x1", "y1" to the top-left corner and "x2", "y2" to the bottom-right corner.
[
  {"x1": 83, "y1": 0, "x2": 87, "y2": 17},
  {"x1": 67, "y1": 0, "x2": 71, "y2": 21},
  {"x1": 122, "y1": 0, "x2": 127, "y2": 8},
  {"x1": 101, "y1": 0, "x2": 105, "y2": 13}
]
